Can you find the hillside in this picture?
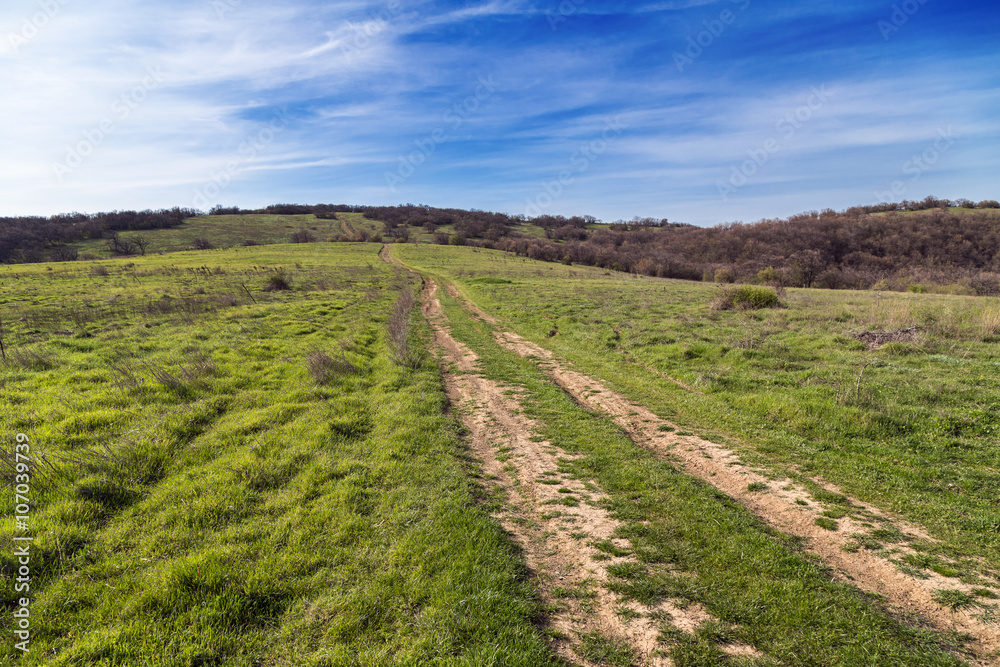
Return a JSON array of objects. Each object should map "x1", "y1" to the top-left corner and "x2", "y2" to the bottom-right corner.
[{"x1": 2, "y1": 199, "x2": 999, "y2": 296}]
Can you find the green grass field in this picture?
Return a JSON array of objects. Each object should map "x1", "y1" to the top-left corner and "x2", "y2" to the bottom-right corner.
[
  {"x1": 67, "y1": 213, "x2": 550, "y2": 260},
  {"x1": 69, "y1": 212, "x2": 385, "y2": 258},
  {"x1": 4, "y1": 227, "x2": 1000, "y2": 665},
  {"x1": 0, "y1": 245, "x2": 559, "y2": 665}
]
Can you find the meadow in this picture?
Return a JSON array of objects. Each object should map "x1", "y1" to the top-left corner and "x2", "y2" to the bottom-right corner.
[
  {"x1": 64, "y1": 211, "x2": 553, "y2": 260},
  {"x1": 0, "y1": 244, "x2": 560, "y2": 665},
  {"x1": 67, "y1": 213, "x2": 387, "y2": 258},
  {"x1": 413, "y1": 265, "x2": 975, "y2": 665},
  {"x1": 1, "y1": 232, "x2": 998, "y2": 665}
]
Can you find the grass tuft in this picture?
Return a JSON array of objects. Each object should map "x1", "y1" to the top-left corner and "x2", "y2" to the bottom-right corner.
[
  {"x1": 305, "y1": 349, "x2": 357, "y2": 385},
  {"x1": 388, "y1": 290, "x2": 422, "y2": 369},
  {"x1": 263, "y1": 268, "x2": 292, "y2": 291},
  {"x1": 711, "y1": 284, "x2": 783, "y2": 311},
  {"x1": 815, "y1": 517, "x2": 839, "y2": 531},
  {"x1": 576, "y1": 632, "x2": 636, "y2": 667},
  {"x1": 931, "y1": 589, "x2": 980, "y2": 612}
]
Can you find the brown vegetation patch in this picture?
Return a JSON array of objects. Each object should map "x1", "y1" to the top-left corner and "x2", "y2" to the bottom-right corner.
[{"x1": 851, "y1": 326, "x2": 918, "y2": 348}]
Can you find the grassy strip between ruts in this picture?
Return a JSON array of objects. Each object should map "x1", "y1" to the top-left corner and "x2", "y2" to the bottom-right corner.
[
  {"x1": 428, "y1": 274, "x2": 971, "y2": 666},
  {"x1": 1, "y1": 244, "x2": 560, "y2": 666}
]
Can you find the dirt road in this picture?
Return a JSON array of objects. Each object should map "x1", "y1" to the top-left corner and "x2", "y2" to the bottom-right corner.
[{"x1": 381, "y1": 245, "x2": 1000, "y2": 666}]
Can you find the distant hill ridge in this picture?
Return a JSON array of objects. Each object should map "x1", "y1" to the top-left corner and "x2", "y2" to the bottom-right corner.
[{"x1": 2, "y1": 197, "x2": 998, "y2": 293}]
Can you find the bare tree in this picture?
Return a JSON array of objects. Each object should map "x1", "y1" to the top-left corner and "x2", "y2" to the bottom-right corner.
[
  {"x1": 132, "y1": 235, "x2": 150, "y2": 256},
  {"x1": 54, "y1": 245, "x2": 79, "y2": 261},
  {"x1": 106, "y1": 232, "x2": 137, "y2": 256}
]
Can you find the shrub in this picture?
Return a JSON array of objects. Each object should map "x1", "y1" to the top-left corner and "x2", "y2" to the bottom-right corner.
[
  {"x1": 757, "y1": 266, "x2": 783, "y2": 285},
  {"x1": 55, "y1": 246, "x2": 79, "y2": 261},
  {"x1": 871, "y1": 279, "x2": 891, "y2": 291},
  {"x1": 263, "y1": 269, "x2": 292, "y2": 291},
  {"x1": 192, "y1": 238, "x2": 215, "y2": 250},
  {"x1": 968, "y1": 273, "x2": 1000, "y2": 296},
  {"x1": 815, "y1": 269, "x2": 844, "y2": 290},
  {"x1": 711, "y1": 285, "x2": 783, "y2": 311},
  {"x1": 977, "y1": 200, "x2": 1000, "y2": 209},
  {"x1": 388, "y1": 291, "x2": 422, "y2": 368},
  {"x1": 290, "y1": 229, "x2": 317, "y2": 243},
  {"x1": 713, "y1": 268, "x2": 735, "y2": 284},
  {"x1": 306, "y1": 350, "x2": 357, "y2": 385},
  {"x1": 241, "y1": 239, "x2": 260, "y2": 246}
]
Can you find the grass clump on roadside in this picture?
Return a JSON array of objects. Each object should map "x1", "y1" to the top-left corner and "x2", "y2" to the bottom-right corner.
[{"x1": 388, "y1": 289, "x2": 422, "y2": 369}]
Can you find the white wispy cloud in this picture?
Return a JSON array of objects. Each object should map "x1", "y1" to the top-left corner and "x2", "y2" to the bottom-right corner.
[{"x1": 0, "y1": 0, "x2": 995, "y2": 223}]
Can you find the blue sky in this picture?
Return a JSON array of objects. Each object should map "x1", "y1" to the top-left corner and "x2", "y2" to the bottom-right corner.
[{"x1": 1, "y1": 0, "x2": 997, "y2": 225}]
